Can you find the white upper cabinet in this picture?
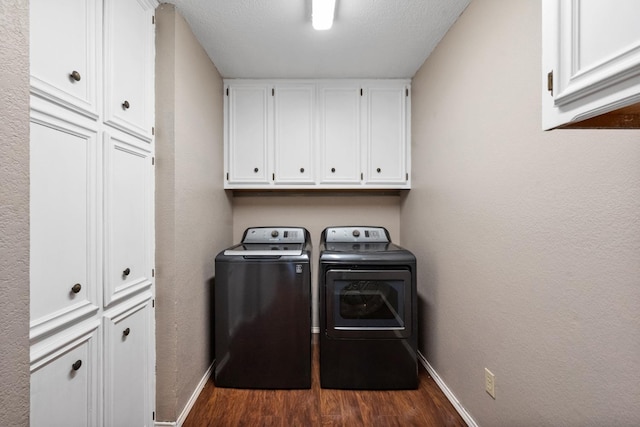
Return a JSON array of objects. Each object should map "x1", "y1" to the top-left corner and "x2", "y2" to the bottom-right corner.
[
  {"x1": 364, "y1": 84, "x2": 409, "y2": 185},
  {"x1": 226, "y1": 84, "x2": 271, "y2": 185},
  {"x1": 273, "y1": 84, "x2": 315, "y2": 184},
  {"x1": 104, "y1": 0, "x2": 155, "y2": 140},
  {"x1": 30, "y1": 0, "x2": 99, "y2": 119},
  {"x1": 224, "y1": 79, "x2": 411, "y2": 189},
  {"x1": 542, "y1": 0, "x2": 640, "y2": 129},
  {"x1": 318, "y1": 84, "x2": 362, "y2": 184}
]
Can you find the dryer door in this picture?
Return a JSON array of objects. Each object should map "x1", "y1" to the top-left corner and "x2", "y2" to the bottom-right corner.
[{"x1": 325, "y1": 269, "x2": 412, "y2": 339}]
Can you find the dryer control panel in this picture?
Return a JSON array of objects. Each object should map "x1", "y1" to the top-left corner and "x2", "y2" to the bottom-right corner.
[{"x1": 324, "y1": 227, "x2": 390, "y2": 243}]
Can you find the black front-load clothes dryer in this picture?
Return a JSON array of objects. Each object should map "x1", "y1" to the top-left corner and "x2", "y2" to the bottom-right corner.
[
  {"x1": 319, "y1": 226, "x2": 418, "y2": 390},
  {"x1": 214, "y1": 227, "x2": 311, "y2": 389}
]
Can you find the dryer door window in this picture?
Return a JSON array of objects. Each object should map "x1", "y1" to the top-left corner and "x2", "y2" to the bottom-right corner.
[{"x1": 325, "y1": 269, "x2": 412, "y2": 339}]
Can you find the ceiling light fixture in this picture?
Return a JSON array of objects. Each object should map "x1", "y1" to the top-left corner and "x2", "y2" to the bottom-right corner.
[{"x1": 312, "y1": 0, "x2": 336, "y2": 30}]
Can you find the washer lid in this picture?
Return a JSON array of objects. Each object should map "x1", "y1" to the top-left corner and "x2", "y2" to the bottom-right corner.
[{"x1": 223, "y1": 243, "x2": 303, "y2": 256}]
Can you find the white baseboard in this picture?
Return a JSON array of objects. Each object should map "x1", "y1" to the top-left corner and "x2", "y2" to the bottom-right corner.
[
  {"x1": 417, "y1": 352, "x2": 478, "y2": 427},
  {"x1": 155, "y1": 362, "x2": 213, "y2": 427}
]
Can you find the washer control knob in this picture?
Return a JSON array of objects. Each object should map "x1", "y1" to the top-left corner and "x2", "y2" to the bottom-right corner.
[
  {"x1": 271, "y1": 230, "x2": 279, "y2": 238},
  {"x1": 352, "y1": 229, "x2": 360, "y2": 237}
]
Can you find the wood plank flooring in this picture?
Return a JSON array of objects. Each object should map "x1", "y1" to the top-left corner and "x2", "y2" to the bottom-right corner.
[{"x1": 183, "y1": 336, "x2": 466, "y2": 426}]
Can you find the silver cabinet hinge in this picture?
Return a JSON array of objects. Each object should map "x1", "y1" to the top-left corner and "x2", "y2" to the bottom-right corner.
[
  {"x1": 547, "y1": 71, "x2": 553, "y2": 95},
  {"x1": 152, "y1": 126, "x2": 155, "y2": 135},
  {"x1": 152, "y1": 157, "x2": 155, "y2": 165},
  {"x1": 152, "y1": 15, "x2": 155, "y2": 24}
]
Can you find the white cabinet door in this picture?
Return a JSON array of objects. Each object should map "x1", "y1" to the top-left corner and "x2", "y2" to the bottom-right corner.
[
  {"x1": 226, "y1": 84, "x2": 271, "y2": 185},
  {"x1": 364, "y1": 85, "x2": 408, "y2": 185},
  {"x1": 542, "y1": 0, "x2": 640, "y2": 129},
  {"x1": 104, "y1": 0, "x2": 155, "y2": 140},
  {"x1": 103, "y1": 296, "x2": 153, "y2": 427},
  {"x1": 30, "y1": 0, "x2": 98, "y2": 119},
  {"x1": 318, "y1": 84, "x2": 361, "y2": 184},
  {"x1": 274, "y1": 84, "x2": 315, "y2": 184},
  {"x1": 30, "y1": 114, "x2": 98, "y2": 338},
  {"x1": 30, "y1": 323, "x2": 99, "y2": 427},
  {"x1": 103, "y1": 132, "x2": 153, "y2": 306}
]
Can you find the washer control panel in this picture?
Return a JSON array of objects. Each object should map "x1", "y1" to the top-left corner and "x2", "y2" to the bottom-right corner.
[
  {"x1": 242, "y1": 227, "x2": 306, "y2": 243},
  {"x1": 324, "y1": 226, "x2": 390, "y2": 243}
]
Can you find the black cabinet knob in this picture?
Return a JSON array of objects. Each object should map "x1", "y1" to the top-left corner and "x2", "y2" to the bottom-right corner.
[
  {"x1": 70, "y1": 70, "x2": 81, "y2": 82},
  {"x1": 72, "y1": 360, "x2": 82, "y2": 371},
  {"x1": 254, "y1": 167, "x2": 259, "y2": 173},
  {"x1": 300, "y1": 167, "x2": 304, "y2": 173},
  {"x1": 331, "y1": 167, "x2": 335, "y2": 173},
  {"x1": 123, "y1": 327, "x2": 131, "y2": 337},
  {"x1": 122, "y1": 100, "x2": 130, "y2": 110},
  {"x1": 71, "y1": 283, "x2": 82, "y2": 294},
  {"x1": 376, "y1": 168, "x2": 381, "y2": 173},
  {"x1": 122, "y1": 268, "x2": 131, "y2": 278}
]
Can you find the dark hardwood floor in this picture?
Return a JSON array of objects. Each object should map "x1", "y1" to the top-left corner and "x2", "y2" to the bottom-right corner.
[{"x1": 183, "y1": 337, "x2": 466, "y2": 426}]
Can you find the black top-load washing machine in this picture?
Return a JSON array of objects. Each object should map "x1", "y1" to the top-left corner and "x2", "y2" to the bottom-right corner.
[
  {"x1": 214, "y1": 227, "x2": 312, "y2": 389},
  {"x1": 319, "y1": 226, "x2": 418, "y2": 390}
]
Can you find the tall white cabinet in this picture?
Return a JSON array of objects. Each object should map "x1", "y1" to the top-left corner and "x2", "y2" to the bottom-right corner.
[
  {"x1": 29, "y1": 1, "x2": 157, "y2": 426},
  {"x1": 542, "y1": 0, "x2": 640, "y2": 129}
]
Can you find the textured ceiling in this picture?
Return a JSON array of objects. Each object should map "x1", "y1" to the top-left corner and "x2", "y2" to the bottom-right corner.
[{"x1": 163, "y1": 0, "x2": 471, "y2": 79}]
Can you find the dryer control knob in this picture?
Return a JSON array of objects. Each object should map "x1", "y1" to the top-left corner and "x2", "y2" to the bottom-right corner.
[
  {"x1": 271, "y1": 230, "x2": 279, "y2": 238},
  {"x1": 352, "y1": 229, "x2": 360, "y2": 237}
]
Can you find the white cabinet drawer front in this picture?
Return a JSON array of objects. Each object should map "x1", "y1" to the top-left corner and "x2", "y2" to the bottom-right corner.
[
  {"x1": 227, "y1": 85, "x2": 270, "y2": 184},
  {"x1": 104, "y1": 0, "x2": 154, "y2": 140},
  {"x1": 30, "y1": 323, "x2": 99, "y2": 427},
  {"x1": 274, "y1": 85, "x2": 315, "y2": 184},
  {"x1": 319, "y1": 86, "x2": 361, "y2": 184},
  {"x1": 103, "y1": 297, "x2": 153, "y2": 427},
  {"x1": 30, "y1": 0, "x2": 98, "y2": 118},
  {"x1": 104, "y1": 132, "x2": 153, "y2": 306},
  {"x1": 30, "y1": 116, "x2": 98, "y2": 334},
  {"x1": 366, "y1": 87, "x2": 407, "y2": 183}
]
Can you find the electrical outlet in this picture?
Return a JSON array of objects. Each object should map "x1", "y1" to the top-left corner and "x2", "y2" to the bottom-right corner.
[{"x1": 485, "y1": 368, "x2": 496, "y2": 399}]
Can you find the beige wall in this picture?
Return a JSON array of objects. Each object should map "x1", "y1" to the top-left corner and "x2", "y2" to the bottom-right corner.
[
  {"x1": 403, "y1": 0, "x2": 640, "y2": 425},
  {"x1": 0, "y1": 1, "x2": 30, "y2": 425},
  {"x1": 155, "y1": 4, "x2": 233, "y2": 422},
  {"x1": 233, "y1": 194, "x2": 401, "y2": 328}
]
